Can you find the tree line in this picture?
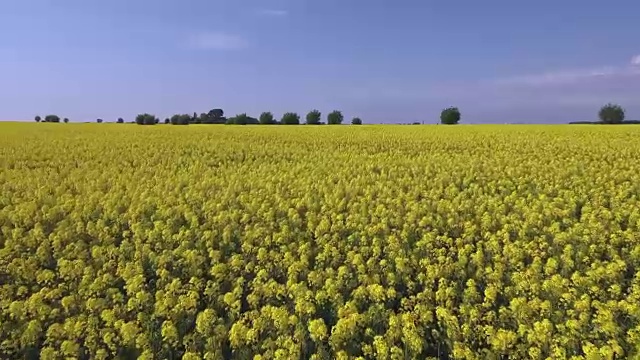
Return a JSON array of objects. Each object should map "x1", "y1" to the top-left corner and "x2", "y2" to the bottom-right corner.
[
  {"x1": 31, "y1": 103, "x2": 631, "y2": 125},
  {"x1": 33, "y1": 109, "x2": 365, "y2": 126}
]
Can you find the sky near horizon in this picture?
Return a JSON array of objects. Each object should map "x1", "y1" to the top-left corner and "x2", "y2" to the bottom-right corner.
[{"x1": 1, "y1": 0, "x2": 639, "y2": 124}]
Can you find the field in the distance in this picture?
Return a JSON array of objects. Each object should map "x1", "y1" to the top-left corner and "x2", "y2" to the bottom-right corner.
[{"x1": 1, "y1": 123, "x2": 640, "y2": 359}]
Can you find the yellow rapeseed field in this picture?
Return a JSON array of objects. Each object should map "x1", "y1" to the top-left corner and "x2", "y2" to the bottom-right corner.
[{"x1": 1, "y1": 123, "x2": 640, "y2": 359}]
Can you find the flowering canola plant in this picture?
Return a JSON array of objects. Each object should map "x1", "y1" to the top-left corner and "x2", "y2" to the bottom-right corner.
[{"x1": 1, "y1": 123, "x2": 640, "y2": 359}]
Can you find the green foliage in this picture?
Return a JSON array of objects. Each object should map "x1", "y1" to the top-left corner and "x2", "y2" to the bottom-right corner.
[
  {"x1": 34, "y1": 116, "x2": 41, "y2": 122},
  {"x1": 599, "y1": 103, "x2": 625, "y2": 124},
  {"x1": 135, "y1": 113, "x2": 157, "y2": 125},
  {"x1": 281, "y1": 112, "x2": 300, "y2": 125},
  {"x1": 199, "y1": 109, "x2": 226, "y2": 124},
  {"x1": 164, "y1": 118, "x2": 170, "y2": 124},
  {"x1": 209, "y1": 108, "x2": 224, "y2": 118},
  {"x1": 63, "y1": 118, "x2": 69, "y2": 123},
  {"x1": 306, "y1": 110, "x2": 322, "y2": 125},
  {"x1": 233, "y1": 113, "x2": 249, "y2": 125},
  {"x1": 440, "y1": 107, "x2": 461, "y2": 124},
  {"x1": 327, "y1": 110, "x2": 343, "y2": 125},
  {"x1": 351, "y1": 117, "x2": 362, "y2": 125},
  {"x1": 44, "y1": 115, "x2": 60, "y2": 123},
  {"x1": 170, "y1": 114, "x2": 191, "y2": 125},
  {"x1": 260, "y1": 112, "x2": 276, "y2": 125}
]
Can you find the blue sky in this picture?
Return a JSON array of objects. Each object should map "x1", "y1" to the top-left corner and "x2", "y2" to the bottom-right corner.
[{"x1": 1, "y1": 0, "x2": 639, "y2": 124}]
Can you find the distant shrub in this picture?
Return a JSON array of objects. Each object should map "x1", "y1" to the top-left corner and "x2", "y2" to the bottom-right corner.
[
  {"x1": 63, "y1": 118, "x2": 69, "y2": 123},
  {"x1": 44, "y1": 115, "x2": 60, "y2": 123},
  {"x1": 117, "y1": 118, "x2": 124, "y2": 124},
  {"x1": 170, "y1": 114, "x2": 191, "y2": 125},
  {"x1": 233, "y1": 113, "x2": 249, "y2": 125},
  {"x1": 351, "y1": 117, "x2": 362, "y2": 125},
  {"x1": 136, "y1": 113, "x2": 157, "y2": 125},
  {"x1": 35, "y1": 116, "x2": 41, "y2": 122}
]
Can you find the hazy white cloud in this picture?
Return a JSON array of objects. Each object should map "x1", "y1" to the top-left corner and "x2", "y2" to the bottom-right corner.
[
  {"x1": 496, "y1": 56, "x2": 640, "y2": 87},
  {"x1": 495, "y1": 67, "x2": 619, "y2": 86},
  {"x1": 258, "y1": 9, "x2": 288, "y2": 16},
  {"x1": 188, "y1": 32, "x2": 248, "y2": 50}
]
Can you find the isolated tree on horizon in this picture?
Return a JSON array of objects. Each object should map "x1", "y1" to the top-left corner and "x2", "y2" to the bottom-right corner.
[
  {"x1": 306, "y1": 110, "x2": 321, "y2": 125},
  {"x1": 351, "y1": 117, "x2": 362, "y2": 125},
  {"x1": 63, "y1": 118, "x2": 69, "y2": 123},
  {"x1": 327, "y1": 110, "x2": 344, "y2": 125},
  {"x1": 35, "y1": 116, "x2": 41, "y2": 122},
  {"x1": 97, "y1": 118, "x2": 103, "y2": 123},
  {"x1": 599, "y1": 103, "x2": 625, "y2": 124},
  {"x1": 440, "y1": 107, "x2": 461, "y2": 125},
  {"x1": 44, "y1": 115, "x2": 60, "y2": 123},
  {"x1": 117, "y1": 118, "x2": 124, "y2": 123},
  {"x1": 281, "y1": 112, "x2": 300, "y2": 125}
]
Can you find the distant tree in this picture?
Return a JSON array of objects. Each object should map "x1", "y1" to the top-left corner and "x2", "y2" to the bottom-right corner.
[
  {"x1": 192, "y1": 112, "x2": 199, "y2": 124},
  {"x1": 117, "y1": 118, "x2": 124, "y2": 123},
  {"x1": 170, "y1": 114, "x2": 191, "y2": 125},
  {"x1": 155, "y1": 118, "x2": 159, "y2": 124},
  {"x1": 96, "y1": 118, "x2": 103, "y2": 123},
  {"x1": 306, "y1": 110, "x2": 322, "y2": 125},
  {"x1": 136, "y1": 113, "x2": 157, "y2": 125},
  {"x1": 199, "y1": 113, "x2": 209, "y2": 124},
  {"x1": 281, "y1": 112, "x2": 300, "y2": 125},
  {"x1": 440, "y1": 107, "x2": 461, "y2": 125},
  {"x1": 35, "y1": 115, "x2": 41, "y2": 122},
  {"x1": 210, "y1": 109, "x2": 224, "y2": 118},
  {"x1": 205, "y1": 109, "x2": 226, "y2": 124},
  {"x1": 351, "y1": 117, "x2": 362, "y2": 125},
  {"x1": 63, "y1": 118, "x2": 69, "y2": 123},
  {"x1": 225, "y1": 118, "x2": 234, "y2": 125},
  {"x1": 259, "y1": 112, "x2": 275, "y2": 124},
  {"x1": 44, "y1": 115, "x2": 60, "y2": 123},
  {"x1": 164, "y1": 118, "x2": 170, "y2": 124},
  {"x1": 327, "y1": 110, "x2": 344, "y2": 125},
  {"x1": 599, "y1": 103, "x2": 625, "y2": 124},
  {"x1": 232, "y1": 113, "x2": 249, "y2": 125}
]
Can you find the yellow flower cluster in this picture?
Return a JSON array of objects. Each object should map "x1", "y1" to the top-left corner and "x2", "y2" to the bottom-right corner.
[{"x1": 1, "y1": 123, "x2": 640, "y2": 359}]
